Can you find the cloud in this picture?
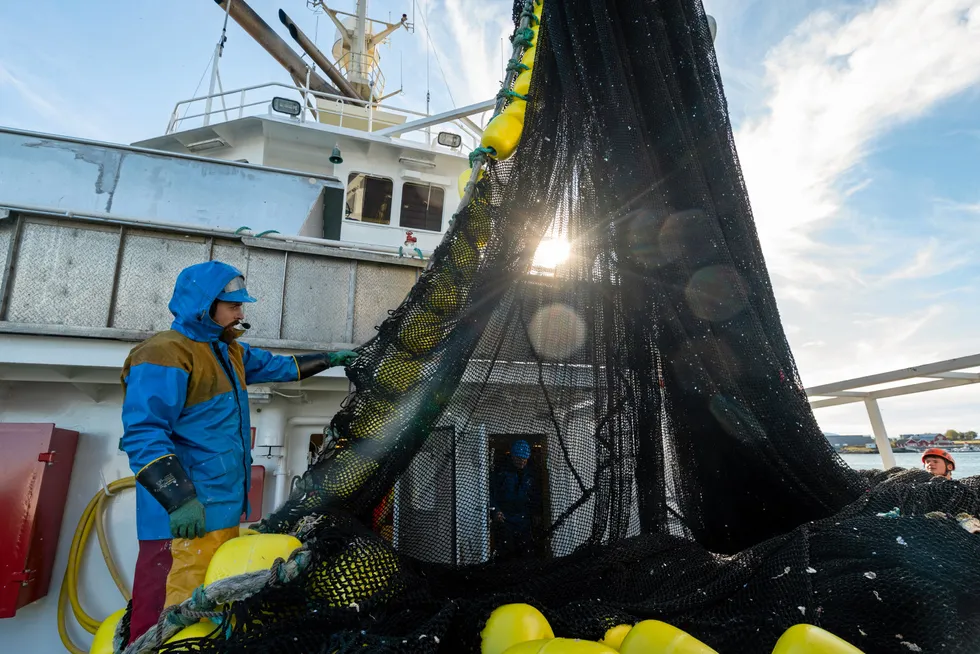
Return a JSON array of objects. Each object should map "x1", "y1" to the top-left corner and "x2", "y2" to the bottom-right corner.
[
  {"x1": 0, "y1": 61, "x2": 60, "y2": 118},
  {"x1": 442, "y1": 0, "x2": 514, "y2": 107},
  {"x1": 878, "y1": 238, "x2": 970, "y2": 282},
  {"x1": 734, "y1": 0, "x2": 980, "y2": 285},
  {"x1": 0, "y1": 59, "x2": 110, "y2": 140}
]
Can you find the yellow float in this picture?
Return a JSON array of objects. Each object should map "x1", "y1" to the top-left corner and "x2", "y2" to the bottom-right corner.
[
  {"x1": 204, "y1": 533, "x2": 302, "y2": 586},
  {"x1": 310, "y1": 539, "x2": 399, "y2": 608},
  {"x1": 399, "y1": 310, "x2": 443, "y2": 354},
  {"x1": 88, "y1": 608, "x2": 126, "y2": 654},
  {"x1": 771, "y1": 624, "x2": 865, "y2": 653},
  {"x1": 618, "y1": 620, "x2": 717, "y2": 653},
  {"x1": 513, "y1": 69, "x2": 533, "y2": 96},
  {"x1": 481, "y1": 112, "x2": 525, "y2": 160},
  {"x1": 503, "y1": 639, "x2": 617, "y2": 654},
  {"x1": 503, "y1": 98, "x2": 528, "y2": 124},
  {"x1": 482, "y1": 604, "x2": 555, "y2": 654},
  {"x1": 599, "y1": 624, "x2": 631, "y2": 651},
  {"x1": 458, "y1": 167, "x2": 486, "y2": 198},
  {"x1": 375, "y1": 355, "x2": 423, "y2": 393},
  {"x1": 348, "y1": 397, "x2": 396, "y2": 439}
]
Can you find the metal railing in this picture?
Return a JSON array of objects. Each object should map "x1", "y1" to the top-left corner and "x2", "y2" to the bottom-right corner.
[
  {"x1": 166, "y1": 81, "x2": 483, "y2": 151},
  {"x1": 335, "y1": 52, "x2": 386, "y2": 100}
]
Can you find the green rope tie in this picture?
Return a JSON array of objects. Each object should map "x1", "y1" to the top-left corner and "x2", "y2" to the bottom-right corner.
[
  {"x1": 234, "y1": 226, "x2": 251, "y2": 234},
  {"x1": 519, "y1": 8, "x2": 539, "y2": 26},
  {"x1": 468, "y1": 146, "x2": 494, "y2": 167},
  {"x1": 511, "y1": 26, "x2": 535, "y2": 49},
  {"x1": 506, "y1": 59, "x2": 530, "y2": 73},
  {"x1": 497, "y1": 88, "x2": 529, "y2": 103},
  {"x1": 256, "y1": 229, "x2": 280, "y2": 237}
]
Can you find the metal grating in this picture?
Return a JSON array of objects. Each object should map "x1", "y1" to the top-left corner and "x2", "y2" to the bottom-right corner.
[
  {"x1": 112, "y1": 230, "x2": 210, "y2": 331},
  {"x1": 238, "y1": 249, "x2": 287, "y2": 340},
  {"x1": 352, "y1": 262, "x2": 417, "y2": 343},
  {"x1": 5, "y1": 220, "x2": 119, "y2": 327},
  {"x1": 1, "y1": 211, "x2": 428, "y2": 349},
  {"x1": 281, "y1": 254, "x2": 351, "y2": 342}
]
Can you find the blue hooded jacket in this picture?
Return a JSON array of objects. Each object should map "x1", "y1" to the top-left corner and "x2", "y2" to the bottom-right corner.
[{"x1": 121, "y1": 261, "x2": 301, "y2": 540}]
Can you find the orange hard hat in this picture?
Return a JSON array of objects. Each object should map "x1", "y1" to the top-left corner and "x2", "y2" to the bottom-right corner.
[{"x1": 922, "y1": 448, "x2": 955, "y2": 471}]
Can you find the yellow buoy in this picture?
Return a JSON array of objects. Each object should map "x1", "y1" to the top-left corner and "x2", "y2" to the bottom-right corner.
[
  {"x1": 204, "y1": 534, "x2": 302, "y2": 586},
  {"x1": 165, "y1": 620, "x2": 220, "y2": 645},
  {"x1": 458, "y1": 167, "x2": 486, "y2": 198},
  {"x1": 448, "y1": 235, "x2": 479, "y2": 281},
  {"x1": 481, "y1": 604, "x2": 555, "y2": 654},
  {"x1": 503, "y1": 98, "x2": 528, "y2": 124},
  {"x1": 375, "y1": 356, "x2": 423, "y2": 393},
  {"x1": 513, "y1": 70, "x2": 533, "y2": 97},
  {"x1": 481, "y1": 112, "x2": 524, "y2": 160},
  {"x1": 89, "y1": 608, "x2": 127, "y2": 654},
  {"x1": 771, "y1": 625, "x2": 865, "y2": 654},
  {"x1": 465, "y1": 210, "x2": 493, "y2": 249},
  {"x1": 399, "y1": 311, "x2": 442, "y2": 354},
  {"x1": 521, "y1": 45, "x2": 537, "y2": 68},
  {"x1": 599, "y1": 624, "x2": 632, "y2": 651},
  {"x1": 503, "y1": 639, "x2": 618, "y2": 653},
  {"x1": 619, "y1": 620, "x2": 717, "y2": 654},
  {"x1": 429, "y1": 277, "x2": 463, "y2": 314},
  {"x1": 311, "y1": 539, "x2": 399, "y2": 608},
  {"x1": 529, "y1": 22, "x2": 540, "y2": 45},
  {"x1": 348, "y1": 397, "x2": 396, "y2": 439}
]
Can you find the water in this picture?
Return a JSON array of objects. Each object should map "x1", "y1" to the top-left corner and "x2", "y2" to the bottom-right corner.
[{"x1": 839, "y1": 451, "x2": 980, "y2": 479}]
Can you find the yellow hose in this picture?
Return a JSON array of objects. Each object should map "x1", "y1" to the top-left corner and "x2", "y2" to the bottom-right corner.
[{"x1": 58, "y1": 477, "x2": 135, "y2": 654}]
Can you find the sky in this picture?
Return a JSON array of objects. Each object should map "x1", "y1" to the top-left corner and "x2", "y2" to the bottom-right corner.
[{"x1": 1, "y1": 0, "x2": 978, "y2": 436}]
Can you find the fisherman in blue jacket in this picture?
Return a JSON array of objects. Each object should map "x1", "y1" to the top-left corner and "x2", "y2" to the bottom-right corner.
[
  {"x1": 120, "y1": 260, "x2": 357, "y2": 643},
  {"x1": 490, "y1": 439, "x2": 539, "y2": 560}
]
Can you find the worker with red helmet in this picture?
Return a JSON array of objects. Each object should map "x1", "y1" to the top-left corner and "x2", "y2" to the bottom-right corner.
[{"x1": 922, "y1": 448, "x2": 955, "y2": 479}]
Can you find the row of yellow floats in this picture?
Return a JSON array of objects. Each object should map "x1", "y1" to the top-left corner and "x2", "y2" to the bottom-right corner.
[
  {"x1": 358, "y1": 2, "x2": 546, "y2": 445},
  {"x1": 457, "y1": 0, "x2": 543, "y2": 197},
  {"x1": 88, "y1": 535, "x2": 865, "y2": 653},
  {"x1": 481, "y1": 604, "x2": 866, "y2": 654}
]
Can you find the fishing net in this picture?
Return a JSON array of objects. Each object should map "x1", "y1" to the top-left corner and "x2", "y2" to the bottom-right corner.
[{"x1": 164, "y1": 0, "x2": 980, "y2": 651}]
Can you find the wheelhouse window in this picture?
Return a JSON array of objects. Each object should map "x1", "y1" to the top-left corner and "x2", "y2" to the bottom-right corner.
[
  {"x1": 346, "y1": 173, "x2": 393, "y2": 225},
  {"x1": 400, "y1": 182, "x2": 445, "y2": 232}
]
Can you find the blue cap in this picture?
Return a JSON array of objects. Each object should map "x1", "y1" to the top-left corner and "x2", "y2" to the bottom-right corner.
[
  {"x1": 511, "y1": 440, "x2": 531, "y2": 459},
  {"x1": 216, "y1": 275, "x2": 257, "y2": 303}
]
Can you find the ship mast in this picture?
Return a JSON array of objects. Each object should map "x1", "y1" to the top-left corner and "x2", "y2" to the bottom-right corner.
[{"x1": 314, "y1": 0, "x2": 408, "y2": 102}]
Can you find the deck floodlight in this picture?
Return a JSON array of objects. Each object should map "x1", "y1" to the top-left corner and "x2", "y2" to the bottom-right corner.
[
  {"x1": 437, "y1": 132, "x2": 462, "y2": 148},
  {"x1": 271, "y1": 96, "x2": 302, "y2": 117}
]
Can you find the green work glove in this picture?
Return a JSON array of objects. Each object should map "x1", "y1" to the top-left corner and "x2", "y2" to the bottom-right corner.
[
  {"x1": 169, "y1": 498, "x2": 206, "y2": 540},
  {"x1": 328, "y1": 350, "x2": 359, "y2": 367}
]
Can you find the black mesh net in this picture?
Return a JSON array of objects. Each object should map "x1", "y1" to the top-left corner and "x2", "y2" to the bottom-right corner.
[{"x1": 166, "y1": 0, "x2": 980, "y2": 651}]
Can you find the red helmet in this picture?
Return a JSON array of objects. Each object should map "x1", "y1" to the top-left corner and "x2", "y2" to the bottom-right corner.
[{"x1": 922, "y1": 448, "x2": 955, "y2": 471}]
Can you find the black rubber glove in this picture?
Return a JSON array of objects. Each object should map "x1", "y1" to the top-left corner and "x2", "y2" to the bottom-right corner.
[
  {"x1": 294, "y1": 350, "x2": 359, "y2": 379},
  {"x1": 135, "y1": 454, "x2": 207, "y2": 539}
]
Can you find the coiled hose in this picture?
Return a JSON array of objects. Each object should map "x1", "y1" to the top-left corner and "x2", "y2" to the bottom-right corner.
[{"x1": 58, "y1": 476, "x2": 135, "y2": 654}]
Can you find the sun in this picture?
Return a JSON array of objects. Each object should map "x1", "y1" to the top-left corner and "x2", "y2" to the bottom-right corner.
[{"x1": 532, "y1": 238, "x2": 571, "y2": 270}]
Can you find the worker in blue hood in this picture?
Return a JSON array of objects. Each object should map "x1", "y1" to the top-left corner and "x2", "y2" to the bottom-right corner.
[
  {"x1": 119, "y1": 260, "x2": 357, "y2": 643},
  {"x1": 490, "y1": 439, "x2": 540, "y2": 561}
]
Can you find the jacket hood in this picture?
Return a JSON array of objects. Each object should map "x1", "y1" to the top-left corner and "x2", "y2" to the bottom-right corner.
[{"x1": 168, "y1": 261, "x2": 245, "y2": 342}]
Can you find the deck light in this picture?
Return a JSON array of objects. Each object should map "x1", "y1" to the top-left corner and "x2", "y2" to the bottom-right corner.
[{"x1": 271, "y1": 96, "x2": 302, "y2": 116}]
